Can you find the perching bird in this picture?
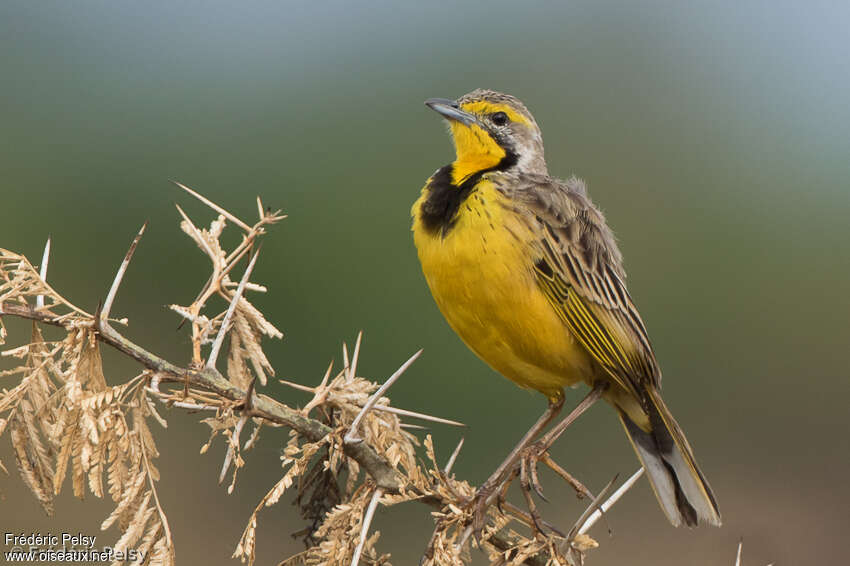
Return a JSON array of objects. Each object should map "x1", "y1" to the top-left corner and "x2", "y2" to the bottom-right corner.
[{"x1": 411, "y1": 89, "x2": 720, "y2": 528}]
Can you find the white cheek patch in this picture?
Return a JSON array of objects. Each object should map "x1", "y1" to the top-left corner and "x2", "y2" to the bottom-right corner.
[{"x1": 514, "y1": 134, "x2": 545, "y2": 170}]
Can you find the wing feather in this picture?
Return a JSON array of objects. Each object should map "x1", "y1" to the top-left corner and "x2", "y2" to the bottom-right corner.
[{"x1": 506, "y1": 175, "x2": 661, "y2": 394}]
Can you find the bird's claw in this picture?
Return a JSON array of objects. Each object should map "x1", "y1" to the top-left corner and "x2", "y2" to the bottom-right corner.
[
  {"x1": 465, "y1": 441, "x2": 565, "y2": 542},
  {"x1": 520, "y1": 441, "x2": 549, "y2": 502},
  {"x1": 518, "y1": 441, "x2": 556, "y2": 536}
]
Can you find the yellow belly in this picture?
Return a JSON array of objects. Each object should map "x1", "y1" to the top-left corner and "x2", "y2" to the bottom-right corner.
[{"x1": 412, "y1": 181, "x2": 594, "y2": 398}]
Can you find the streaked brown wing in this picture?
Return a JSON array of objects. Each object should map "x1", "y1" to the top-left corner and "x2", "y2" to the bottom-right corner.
[{"x1": 506, "y1": 176, "x2": 661, "y2": 396}]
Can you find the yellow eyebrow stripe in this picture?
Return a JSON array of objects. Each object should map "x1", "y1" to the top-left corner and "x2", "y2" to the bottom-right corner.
[{"x1": 460, "y1": 101, "x2": 529, "y2": 124}]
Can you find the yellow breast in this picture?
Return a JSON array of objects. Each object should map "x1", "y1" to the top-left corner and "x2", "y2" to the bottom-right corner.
[{"x1": 411, "y1": 179, "x2": 593, "y2": 397}]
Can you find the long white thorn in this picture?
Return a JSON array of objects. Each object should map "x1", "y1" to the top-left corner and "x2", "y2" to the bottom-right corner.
[
  {"x1": 342, "y1": 341, "x2": 351, "y2": 381},
  {"x1": 444, "y1": 436, "x2": 465, "y2": 475},
  {"x1": 350, "y1": 487, "x2": 383, "y2": 566},
  {"x1": 36, "y1": 236, "x2": 51, "y2": 309},
  {"x1": 102, "y1": 223, "x2": 147, "y2": 320},
  {"x1": 350, "y1": 331, "x2": 363, "y2": 380},
  {"x1": 371, "y1": 404, "x2": 465, "y2": 427},
  {"x1": 577, "y1": 468, "x2": 644, "y2": 535},
  {"x1": 344, "y1": 349, "x2": 422, "y2": 444},
  {"x1": 206, "y1": 248, "x2": 260, "y2": 370},
  {"x1": 277, "y1": 379, "x2": 317, "y2": 393},
  {"x1": 172, "y1": 180, "x2": 252, "y2": 232},
  {"x1": 735, "y1": 539, "x2": 743, "y2": 566}
]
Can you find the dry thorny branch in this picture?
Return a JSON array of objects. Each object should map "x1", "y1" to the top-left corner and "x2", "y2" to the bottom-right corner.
[{"x1": 0, "y1": 183, "x2": 643, "y2": 566}]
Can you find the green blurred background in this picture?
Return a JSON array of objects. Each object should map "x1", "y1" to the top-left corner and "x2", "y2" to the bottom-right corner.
[{"x1": 1, "y1": 2, "x2": 848, "y2": 564}]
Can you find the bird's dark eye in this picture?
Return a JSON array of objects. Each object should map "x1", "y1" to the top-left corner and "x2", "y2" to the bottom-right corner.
[{"x1": 491, "y1": 112, "x2": 509, "y2": 126}]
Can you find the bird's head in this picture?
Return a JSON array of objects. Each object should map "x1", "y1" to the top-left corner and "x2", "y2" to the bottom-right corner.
[{"x1": 425, "y1": 89, "x2": 546, "y2": 184}]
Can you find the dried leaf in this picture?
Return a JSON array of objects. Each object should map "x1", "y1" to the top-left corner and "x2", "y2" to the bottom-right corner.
[{"x1": 10, "y1": 412, "x2": 54, "y2": 515}]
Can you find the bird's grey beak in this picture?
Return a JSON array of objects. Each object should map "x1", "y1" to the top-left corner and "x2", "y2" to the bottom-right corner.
[{"x1": 425, "y1": 98, "x2": 477, "y2": 126}]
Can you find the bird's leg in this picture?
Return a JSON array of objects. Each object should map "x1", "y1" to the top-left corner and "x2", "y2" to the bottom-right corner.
[
  {"x1": 469, "y1": 392, "x2": 565, "y2": 538},
  {"x1": 538, "y1": 381, "x2": 608, "y2": 452},
  {"x1": 514, "y1": 381, "x2": 608, "y2": 503}
]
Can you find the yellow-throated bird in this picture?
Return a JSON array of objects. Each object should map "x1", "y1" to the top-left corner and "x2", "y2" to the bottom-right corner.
[{"x1": 411, "y1": 89, "x2": 720, "y2": 527}]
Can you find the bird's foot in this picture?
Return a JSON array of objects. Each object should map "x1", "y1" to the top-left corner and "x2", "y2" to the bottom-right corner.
[
  {"x1": 514, "y1": 442, "x2": 591, "y2": 537},
  {"x1": 465, "y1": 444, "x2": 575, "y2": 543}
]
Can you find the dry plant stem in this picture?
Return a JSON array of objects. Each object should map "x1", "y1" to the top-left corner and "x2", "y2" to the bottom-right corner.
[
  {"x1": 171, "y1": 191, "x2": 283, "y2": 365},
  {"x1": 206, "y1": 248, "x2": 260, "y2": 370}
]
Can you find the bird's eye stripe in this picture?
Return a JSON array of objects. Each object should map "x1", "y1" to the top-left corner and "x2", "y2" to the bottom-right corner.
[{"x1": 459, "y1": 101, "x2": 529, "y2": 124}]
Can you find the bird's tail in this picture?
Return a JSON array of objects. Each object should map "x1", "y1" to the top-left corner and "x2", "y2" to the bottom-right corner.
[{"x1": 618, "y1": 387, "x2": 721, "y2": 527}]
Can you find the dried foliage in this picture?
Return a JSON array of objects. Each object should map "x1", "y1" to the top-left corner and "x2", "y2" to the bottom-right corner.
[
  {"x1": 0, "y1": 316, "x2": 173, "y2": 564},
  {"x1": 1, "y1": 184, "x2": 642, "y2": 566}
]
